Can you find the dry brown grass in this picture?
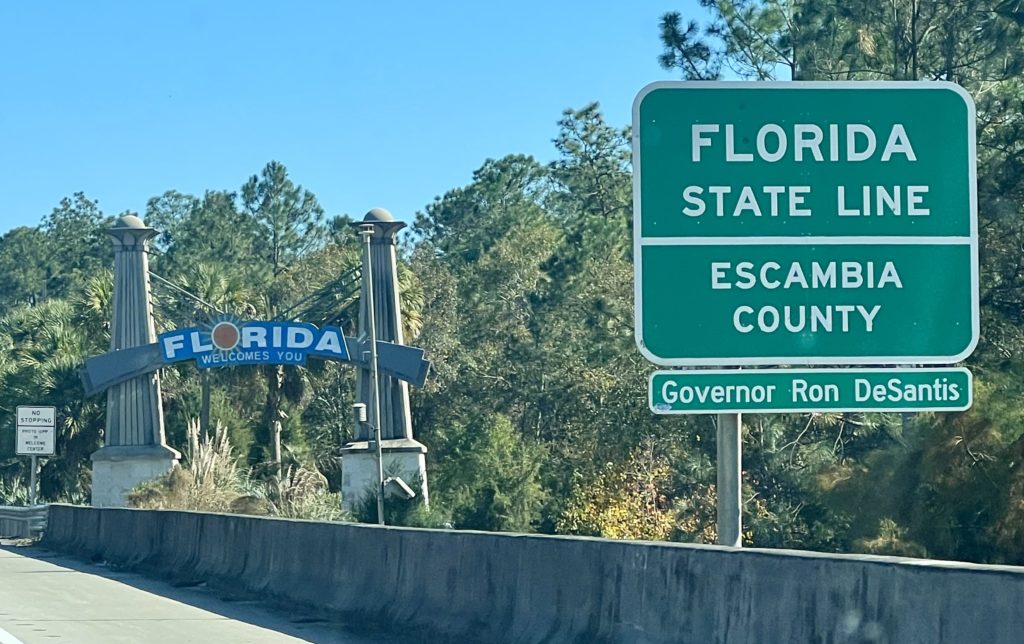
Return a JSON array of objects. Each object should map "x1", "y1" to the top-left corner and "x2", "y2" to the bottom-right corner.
[
  {"x1": 128, "y1": 418, "x2": 346, "y2": 521},
  {"x1": 129, "y1": 418, "x2": 254, "y2": 512}
]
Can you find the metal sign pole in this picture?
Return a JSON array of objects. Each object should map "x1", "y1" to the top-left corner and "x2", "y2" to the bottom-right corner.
[
  {"x1": 716, "y1": 412, "x2": 742, "y2": 547},
  {"x1": 360, "y1": 224, "x2": 386, "y2": 526},
  {"x1": 29, "y1": 455, "x2": 38, "y2": 506}
]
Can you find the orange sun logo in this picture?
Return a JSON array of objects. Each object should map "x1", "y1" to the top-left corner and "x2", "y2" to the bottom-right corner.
[{"x1": 211, "y1": 320, "x2": 241, "y2": 351}]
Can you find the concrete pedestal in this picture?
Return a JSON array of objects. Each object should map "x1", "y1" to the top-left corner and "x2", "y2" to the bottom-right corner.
[
  {"x1": 340, "y1": 439, "x2": 428, "y2": 513},
  {"x1": 91, "y1": 445, "x2": 180, "y2": 508}
]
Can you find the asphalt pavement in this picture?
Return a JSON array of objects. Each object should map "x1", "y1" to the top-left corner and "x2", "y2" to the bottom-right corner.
[{"x1": 0, "y1": 541, "x2": 413, "y2": 644}]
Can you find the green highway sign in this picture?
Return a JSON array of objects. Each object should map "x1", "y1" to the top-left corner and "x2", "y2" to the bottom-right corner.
[
  {"x1": 632, "y1": 82, "x2": 978, "y2": 366},
  {"x1": 649, "y1": 368, "x2": 972, "y2": 414}
]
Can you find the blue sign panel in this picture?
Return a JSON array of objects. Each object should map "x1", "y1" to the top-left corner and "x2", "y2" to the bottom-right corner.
[{"x1": 158, "y1": 320, "x2": 350, "y2": 368}]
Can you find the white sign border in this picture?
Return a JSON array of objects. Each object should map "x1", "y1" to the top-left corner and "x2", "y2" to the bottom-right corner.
[
  {"x1": 631, "y1": 81, "x2": 980, "y2": 367},
  {"x1": 648, "y1": 367, "x2": 974, "y2": 415},
  {"x1": 15, "y1": 405, "x2": 57, "y2": 456}
]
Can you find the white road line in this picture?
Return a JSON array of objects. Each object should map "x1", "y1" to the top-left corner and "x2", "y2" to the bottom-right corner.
[{"x1": 0, "y1": 627, "x2": 25, "y2": 644}]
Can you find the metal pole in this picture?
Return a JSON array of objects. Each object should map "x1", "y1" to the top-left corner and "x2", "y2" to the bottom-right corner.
[
  {"x1": 29, "y1": 455, "x2": 38, "y2": 506},
  {"x1": 200, "y1": 369, "x2": 211, "y2": 441},
  {"x1": 716, "y1": 412, "x2": 742, "y2": 547},
  {"x1": 360, "y1": 224, "x2": 386, "y2": 526}
]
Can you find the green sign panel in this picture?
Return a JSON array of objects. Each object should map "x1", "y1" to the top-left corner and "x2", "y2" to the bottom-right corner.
[
  {"x1": 632, "y1": 82, "x2": 978, "y2": 366},
  {"x1": 649, "y1": 368, "x2": 972, "y2": 414}
]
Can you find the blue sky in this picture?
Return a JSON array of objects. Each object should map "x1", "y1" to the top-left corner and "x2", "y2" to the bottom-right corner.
[{"x1": 0, "y1": 1, "x2": 699, "y2": 235}]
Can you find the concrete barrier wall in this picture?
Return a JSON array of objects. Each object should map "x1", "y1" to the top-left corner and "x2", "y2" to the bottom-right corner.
[
  {"x1": 43, "y1": 505, "x2": 1024, "y2": 643},
  {"x1": 0, "y1": 505, "x2": 48, "y2": 538}
]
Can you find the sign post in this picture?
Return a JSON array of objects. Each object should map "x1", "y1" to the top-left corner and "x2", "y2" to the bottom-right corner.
[
  {"x1": 16, "y1": 406, "x2": 56, "y2": 505},
  {"x1": 717, "y1": 412, "x2": 742, "y2": 546},
  {"x1": 632, "y1": 82, "x2": 978, "y2": 547}
]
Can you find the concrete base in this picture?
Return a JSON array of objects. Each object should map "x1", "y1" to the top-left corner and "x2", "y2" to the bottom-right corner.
[
  {"x1": 90, "y1": 445, "x2": 181, "y2": 508},
  {"x1": 340, "y1": 438, "x2": 428, "y2": 513}
]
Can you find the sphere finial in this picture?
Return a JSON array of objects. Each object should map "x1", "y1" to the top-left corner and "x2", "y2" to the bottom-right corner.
[{"x1": 363, "y1": 208, "x2": 394, "y2": 223}]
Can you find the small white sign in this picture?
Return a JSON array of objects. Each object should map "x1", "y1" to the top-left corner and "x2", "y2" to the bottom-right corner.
[
  {"x1": 17, "y1": 406, "x2": 55, "y2": 427},
  {"x1": 17, "y1": 427, "x2": 54, "y2": 455},
  {"x1": 16, "y1": 405, "x2": 56, "y2": 456}
]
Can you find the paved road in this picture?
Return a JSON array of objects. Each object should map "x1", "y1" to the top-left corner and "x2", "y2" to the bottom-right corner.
[{"x1": 0, "y1": 542, "x2": 410, "y2": 644}]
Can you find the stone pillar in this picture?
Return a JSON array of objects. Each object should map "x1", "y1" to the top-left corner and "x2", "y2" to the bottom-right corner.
[
  {"x1": 341, "y1": 208, "x2": 428, "y2": 512},
  {"x1": 90, "y1": 215, "x2": 180, "y2": 507}
]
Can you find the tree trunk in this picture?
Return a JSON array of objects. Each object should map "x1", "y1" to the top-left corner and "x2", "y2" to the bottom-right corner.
[{"x1": 200, "y1": 369, "x2": 211, "y2": 442}]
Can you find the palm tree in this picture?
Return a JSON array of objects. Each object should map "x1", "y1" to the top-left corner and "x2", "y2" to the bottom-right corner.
[{"x1": 0, "y1": 296, "x2": 107, "y2": 501}]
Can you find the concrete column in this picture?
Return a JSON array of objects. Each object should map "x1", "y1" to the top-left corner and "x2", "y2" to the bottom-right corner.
[
  {"x1": 91, "y1": 215, "x2": 180, "y2": 507},
  {"x1": 341, "y1": 208, "x2": 428, "y2": 512}
]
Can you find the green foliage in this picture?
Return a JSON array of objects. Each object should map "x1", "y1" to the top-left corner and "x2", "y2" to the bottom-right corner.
[
  {"x1": 0, "y1": 476, "x2": 31, "y2": 506},
  {"x1": 0, "y1": 193, "x2": 112, "y2": 315},
  {"x1": 558, "y1": 444, "x2": 676, "y2": 541},
  {"x1": 429, "y1": 414, "x2": 546, "y2": 532},
  {"x1": 39, "y1": 193, "x2": 114, "y2": 301},
  {"x1": 661, "y1": 0, "x2": 1024, "y2": 82},
  {"x1": 263, "y1": 465, "x2": 347, "y2": 521},
  {"x1": 147, "y1": 190, "x2": 259, "y2": 277},
  {"x1": 0, "y1": 296, "x2": 107, "y2": 501},
  {"x1": 353, "y1": 474, "x2": 452, "y2": 528},
  {"x1": 816, "y1": 370, "x2": 1024, "y2": 563},
  {"x1": 241, "y1": 161, "x2": 326, "y2": 291},
  {"x1": 0, "y1": 227, "x2": 50, "y2": 311},
  {"x1": 853, "y1": 518, "x2": 928, "y2": 558}
]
